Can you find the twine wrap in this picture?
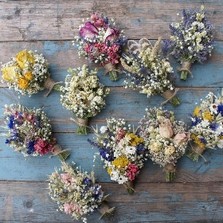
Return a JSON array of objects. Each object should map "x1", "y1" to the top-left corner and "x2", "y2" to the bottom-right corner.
[
  {"x1": 71, "y1": 118, "x2": 88, "y2": 127},
  {"x1": 164, "y1": 163, "x2": 176, "y2": 173},
  {"x1": 124, "y1": 180, "x2": 135, "y2": 194},
  {"x1": 50, "y1": 144, "x2": 70, "y2": 161},
  {"x1": 178, "y1": 61, "x2": 192, "y2": 75},
  {"x1": 161, "y1": 88, "x2": 180, "y2": 105},
  {"x1": 98, "y1": 202, "x2": 115, "y2": 219},
  {"x1": 104, "y1": 63, "x2": 115, "y2": 74},
  {"x1": 193, "y1": 145, "x2": 206, "y2": 155},
  {"x1": 43, "y1": 77, "x2": 62, "y2": 97}
]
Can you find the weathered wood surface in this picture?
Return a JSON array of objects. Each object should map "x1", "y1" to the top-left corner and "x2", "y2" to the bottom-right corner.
[
  {"x1": 1, "y1": 0, "x2": 223, "y2": 222},
  {"x1": 0, "y1": 0, "x2": 223, "y2": 41}
]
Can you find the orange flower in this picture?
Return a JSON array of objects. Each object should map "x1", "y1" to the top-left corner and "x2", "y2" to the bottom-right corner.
[
  {"x1": 24, "y1": 71, "x2": 33, "y2": 81},
  {"x1": 18, "y1": 78, "x2": 29, "y2": 89}
]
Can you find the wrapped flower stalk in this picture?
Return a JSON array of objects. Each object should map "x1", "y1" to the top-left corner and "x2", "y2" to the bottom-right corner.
[
  {"x1": 3, "y1": 104, "x2": 70, "y2": 160},
  {"x1": 74, "y1": 13, "x2": 126, "y2": 81},
  {"x1": 139, "y1": 108, "x2": 189, "y2": 182},
  {"x1": 121, "y1": 37, "x2": 180, "y2": 106},
  {"x1": 89, "y1": 118, "x2": 148, "y2": 194},
  {"x1": 189, "y1": 92, "x2": 223, "y2": 161},
  {"x1": 48, "y1": 162, "x2": 115, "y2": 222},
  {"x1": 1, "y1": 50, "x2": 62, "y2": 96},
  {"x1": 60, "y1": 65, "x2": 110, "y2": 134},
  {"x1": 169, "y1": 5, "x2": 214, "y2": 80}
]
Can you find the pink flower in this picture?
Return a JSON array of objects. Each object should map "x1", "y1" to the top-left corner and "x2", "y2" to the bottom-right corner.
[
  {"x1": 103, "y1": 27, "x2": 119, "y2": 42},
  {"x1": 60, "y1": 173, "x2": 73, "y2": 185},
  {"x1": 126, "y1": 163, "x2": 139, "y2": 181},
  {"x1": 64, "y1": 203, "x2": 81, "y2": 215},
  {"x1": 173, "y1": 133, "x2": 189, "y2": 146},
  {"x1": 34, "y1": 138, "x2": 53, "y2": 155},
  {"x1": 79, "y1": 21, "x2": 98, "y2": 39},
  {"x1": 159, "y1": 119, "x2": 173, "y2": 138},
  {"x1": 116, "y1": 128, "x2": 126, "y2": 142}
]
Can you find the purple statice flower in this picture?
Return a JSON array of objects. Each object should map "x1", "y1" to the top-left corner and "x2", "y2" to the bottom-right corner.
[
  {"x1": 99, "y1": 147, "x2": 114, "y2": 161},
  {"x1": 83, "y1": 177, "x2": 93, "y2": 187},
  {"x1": 8, "y1": 115, "x2": 14, "y2": 129}
]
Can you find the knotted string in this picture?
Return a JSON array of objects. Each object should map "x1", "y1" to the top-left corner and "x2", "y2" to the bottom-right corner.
[
  {"x1": 44, "y1": 77, "x2": 62, "y2": 97},
  {"x1": 178, "y1": 61, "x2": 192, "y2": 75},
  {"x1": 161, "y1": 88, "x2": 180, "y2": 106}
]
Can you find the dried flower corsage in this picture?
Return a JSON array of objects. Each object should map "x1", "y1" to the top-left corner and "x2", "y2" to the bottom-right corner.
[
  {"x1": 168, "y1": 5, "x2": 214, "y2": 80},
  {"x1": 89, "y1": 118, "x2": 148, "y2": 194},
  {"x1": 48, "y1": 162, "x2": 115, "y2": 223},
  {"x1": 1, "y1": 50, "x2": 62, "y2": 96},
  {"x1": 3, "y1": 104, "x2": 70, "y2": 160},
  {"x1": 188, "y1": 92, "x2": 223, "y2": 161},
  {"x1": 121, "y1": 37, "x2": 180, "y2": 106},
  {"x1": 60, "y1": 65, "x2": 110, "y2": 134},
  {"x1": 75, "y1": 13, "x2": 126, "y2": 81},
  {"x1": 139, "y1": 108, "x2": 189, "y2": 181}
]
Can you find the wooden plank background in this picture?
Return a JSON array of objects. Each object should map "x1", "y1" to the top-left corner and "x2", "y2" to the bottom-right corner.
[{"x1": 0, "y1": 0, "x2": 223, "y2": 222}]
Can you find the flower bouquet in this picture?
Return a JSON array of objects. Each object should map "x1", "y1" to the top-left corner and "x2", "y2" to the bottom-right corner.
[
  {"x1": 89, "y1": 118, "x2": 148, "y2": 194},
  {"x1": 3, "y1": 104, "x2": 70, "y2": 160},
  {"x1": 169, "y1": 5, "x2": 214, "y2": 80},
  {"x1": 189, "y1": 92, "x2": 223, "y2": 161},
  {"x1": 75, "y1": 13, "x2": 126, "y2": 81},
  {"x1": 48, "y1": 162, "x2": 115, "y2": 223},
  {"x1": 139, "y1": 108, "x2": 189, "y2": 181},
  {"x1": 60, "y1": 65, "x2": 110, "y2": 134},
  {"x1": 121, "y1": 37, "x2": 180, "y2": 106},
  {"x1": 1, "y1": 49, "x2": 62, "y2": 96}
]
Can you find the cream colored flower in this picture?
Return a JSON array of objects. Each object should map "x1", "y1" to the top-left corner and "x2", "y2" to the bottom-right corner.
[{"x1": 164, "y1": 146, "x2": 175, "y2": 156}]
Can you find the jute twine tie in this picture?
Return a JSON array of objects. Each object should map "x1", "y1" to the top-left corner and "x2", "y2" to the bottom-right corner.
[
  {"x1": 98, "y1": 202, "x2": 115, "y2": 219},
  {"x1": 104, "y1": 63, "x2": 116, "y2": 74},
  {"x1": 70, "y1": 117, "x2": 88, "y2": 127},
  {"x1": 50, "y1": 144, "x2": 69, "y2": 156},
  {"x1": 161, "y1": 88, "x2": 180, "y2": 106},
  {"x1": 44, "y1": 77, "x2": 62, "y2": 97},
  {"x1": 164, "y1": 163, "x2": 176, "y2": 173},
  {"x1": 178, "y1": 61, "x2": 192, "y2": 75}
]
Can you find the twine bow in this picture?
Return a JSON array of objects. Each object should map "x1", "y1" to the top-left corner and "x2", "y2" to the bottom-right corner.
[
  {"x1": 44, "y1": 77, "x2": 62, "y2": 97},
  {"x1": 161, "y1": 88, "x2": 180, "y2": 106}
]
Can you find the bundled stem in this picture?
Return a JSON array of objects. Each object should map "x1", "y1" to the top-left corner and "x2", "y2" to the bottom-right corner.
[
  {"x1": 187, "y1": 144, "x2": 206, "y2": 162},
  {"x1": 51, "y1": 144, "x2": 70, "y2": 161},
  {"x1": 124, "y1": 181, "x2": 135, "y2": 194},
  {"x1": 98, "y1": 201, "x2": 115, "y2": 219},
  {"x1": 104, "y1": 63, "x2": 118, "y2": 81},
  {"x1": 162, "y1": 89, "x2": 180, "y2": 106},
  {"x1": 44, "y1": 77, "x2": 63, "y2": 97},
  {"x1": 72, "y1": 118, "x2": 89, "y2": 135},
  {"x1": 178, "y1": 61, "x2": 192, "y2": 80},
  {"x1": 164, "y1": 163, "x2": 176, "y2": 182}
]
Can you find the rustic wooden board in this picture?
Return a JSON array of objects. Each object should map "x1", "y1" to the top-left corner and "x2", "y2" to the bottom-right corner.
[
  {"x1": 0, "y1": 0, "x2": 223, "y2": 41},
  {"x1": 0, "y1": 181, "x2": 223, "y2": 222},
  {"x1": 1, "y1": 0, "x2": 223, "y2": 222}
]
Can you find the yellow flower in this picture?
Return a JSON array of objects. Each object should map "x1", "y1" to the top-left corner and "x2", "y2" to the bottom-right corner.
[
  {"x1": 18, "y1": 78, "x2": 29, "y2": 89},
  {"x1": 24, "y1": 71, "x2": 33, "y2": 81},
  {"x1": 107, "y1": 168, "x2": 112, "y2": 175},
  {"x1": 16, "y1": 50, "x2": 35, "y2": 69},
  {"x1": 112, "y1": 156, "x2": 129, "y2": 169},
  {"x1": 193, "y1": 106, "x2": 201, "y2": 117},
  {"x1": 164, "y1": 146, "x2": 175, "y2": 156},
  {"x1": 202, "y1": 111, "x2": 214, "y2": 121},
  {"x1": 191, "y1": 134, "x2": 205, "y2": 149},
  {"x1": 1, "y1": 66, "x2": 19, "y2": 82},
  {"x1": 126, "y1": 133, "x2": 144, "y2": 146}
]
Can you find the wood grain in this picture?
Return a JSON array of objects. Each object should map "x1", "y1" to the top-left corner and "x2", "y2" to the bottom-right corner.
[
  {"x1": 0, "y1": 0, "x2": 222, "y2": 41},
  {"x1": 0, "y1": 181, "x2": 223, "y2": 222}
]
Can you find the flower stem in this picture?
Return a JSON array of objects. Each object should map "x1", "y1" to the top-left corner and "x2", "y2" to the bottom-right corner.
[
  {"x1": 98, "y1": 201, "x2": 115, "y2": 219},
  {"x1": 109, "y1": 70, "x2": 118, "y2": 81},
  {"x1": 57, "y1": 150, "x2": 70, "y2": 161},
  {"x1": 53, "y1": 83, "x2": 63, "y2": 92},
  {"x1": 180, "y1": 70, "x2": 188, "y2": 80},
  {"x1": 164, "y1": 163, "x2": 176, "y2": 182},
  {"x1": 77, "y1": 125, "x2": 88, "y2": 135},
  {"x1": 170, "y1": 95, "x2": 181, "y2": 106},
  {"x1": 124, "y1": 181, "x2": 135, "y2": 194},
  {"x1": 165, "y1": 171, "x2": 175, "y2": 182}
]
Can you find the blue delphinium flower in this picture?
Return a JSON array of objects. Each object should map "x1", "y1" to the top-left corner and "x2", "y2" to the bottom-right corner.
[{"x1": 27, "y1": 141, "x2": 35, "y2": 154}]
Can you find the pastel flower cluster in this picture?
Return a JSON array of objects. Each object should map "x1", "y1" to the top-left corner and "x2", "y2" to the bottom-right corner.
[
  {"x1": 60, "y1": 65, "x2": 110, "y2": 134},
  {"x1": 1, "y1": 50, "x2": 50, "y2": 95},
  {"x1": 168, "y1": 6, "x2": 214, "y2": 80},
  {"x1": 89, "y1": 118, "x2": 148, "y2": 193},
  {"x1": 121, "y1": 38, "x2": 180, "y2": 106},
  {"x1": 189, "y1": 92, "x2": 223, "y2": 160},
  {"x1": 48, "y1": 162, "x2": 106, "y2": 223},
  {"x1": 75, "y1": 13, "x2": 126, "y2": 81},
  {"x1": 3, "y1": 104, "x2": 69, "y2": 160},
  {"x1": 139, "y1": 108, "x2": 189, "y2": 181}
]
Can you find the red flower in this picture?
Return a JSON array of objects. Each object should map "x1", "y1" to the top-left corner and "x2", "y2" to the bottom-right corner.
[
  {"x1": 126, "y1": 163, "x2": 139, "y2": 181},
  {"x1": 34, "y1": 138, "x2": 54, "y2": 155}
]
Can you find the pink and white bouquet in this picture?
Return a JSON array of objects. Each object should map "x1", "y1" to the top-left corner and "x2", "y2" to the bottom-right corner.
[
  {"x1": 89, "y1": 118, "x2": 148, "y2": 194},
  {"x1": 3, "y1": 104, "x2": 70, "y2": 160},
  {"x1": 139, "y1": 108, "x2": 189, "y2": 181},
  {"x1": 48, "y1": 162, "x2": 114, "y2": 223},
  {"x1": 75, "y1": 13, "x2": 126, "y2": 81},
  {"x1": 1, "y1": 50, "x2": 62, "y2": 96}
]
